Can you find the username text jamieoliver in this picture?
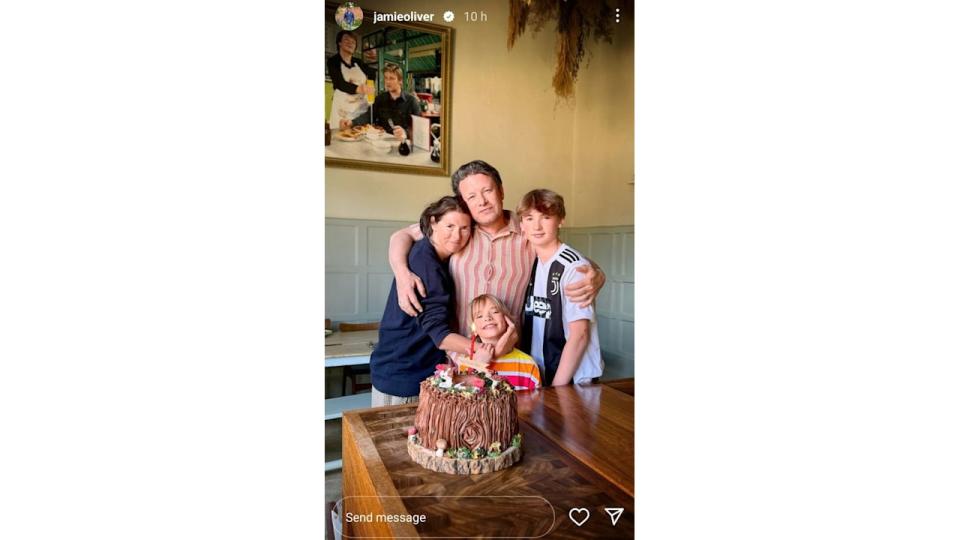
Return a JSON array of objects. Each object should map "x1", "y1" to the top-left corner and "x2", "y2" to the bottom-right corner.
[{"x1": 373, "y1": 11, "x2": 435, "y2": 24}]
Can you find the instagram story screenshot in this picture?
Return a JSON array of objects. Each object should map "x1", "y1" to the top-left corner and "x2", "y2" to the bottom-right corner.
[{"x1": 324, "y1": 0, "x2": 635, "y2": 538}]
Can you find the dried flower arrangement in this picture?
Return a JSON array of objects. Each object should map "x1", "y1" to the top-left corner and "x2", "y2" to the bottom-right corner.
[{"x1": 507, "y1": 0, "x2": 617, "y2": 99}]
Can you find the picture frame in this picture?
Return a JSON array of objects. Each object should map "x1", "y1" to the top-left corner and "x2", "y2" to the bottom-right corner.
[{"x1": 325, "y1": 5, "x2": 453, "y2": 176}]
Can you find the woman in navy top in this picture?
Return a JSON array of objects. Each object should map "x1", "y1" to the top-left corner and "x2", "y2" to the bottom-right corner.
[{"x1": 369, "y1": 196, "x2": 476, "y2": 406}]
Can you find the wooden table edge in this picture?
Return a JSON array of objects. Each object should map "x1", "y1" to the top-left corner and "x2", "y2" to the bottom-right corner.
[{"x1": 342, "y1": 409, "x2": 419, "y2": 538}]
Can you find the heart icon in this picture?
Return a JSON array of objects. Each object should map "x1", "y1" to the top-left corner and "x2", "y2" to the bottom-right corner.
[{"x1": 568, "y1": 507, "x2": 590, "y2": 527}]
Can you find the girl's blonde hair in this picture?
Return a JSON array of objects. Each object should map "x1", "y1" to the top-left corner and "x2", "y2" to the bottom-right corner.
[{"x1": 469, "y1": 294, "x2": 512, "y2": 333}]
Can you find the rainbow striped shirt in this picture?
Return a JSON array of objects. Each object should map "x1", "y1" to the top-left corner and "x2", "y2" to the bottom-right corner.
[{"x1": 491, "y1": 349, "x2": 542, "y2": 391}]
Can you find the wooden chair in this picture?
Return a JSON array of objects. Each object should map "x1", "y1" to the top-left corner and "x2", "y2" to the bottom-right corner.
[
  {"x1": 338, "y1": 321, "x2": 378, "y2": 332},
  {"x1": 340, "y1": 322, "x2": 378, "y2": 395}
]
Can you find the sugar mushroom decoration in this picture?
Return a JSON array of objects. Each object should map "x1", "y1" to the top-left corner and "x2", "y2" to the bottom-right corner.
[
  {"x1": 407, "y1": 427, "x2": 417, "y2": 442},
  {"x1": 435, "y1": 438, "x2": 447, "y2": 457}
]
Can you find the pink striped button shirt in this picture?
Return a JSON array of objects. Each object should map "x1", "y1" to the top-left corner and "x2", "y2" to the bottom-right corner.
[{"x1": 449, "y1": 212, "x2": 535, "y2": 335}]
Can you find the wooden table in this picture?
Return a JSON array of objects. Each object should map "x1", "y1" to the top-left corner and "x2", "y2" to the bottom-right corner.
[
  {"x1": 339, "y1": 383, "x2": 634, "y2": 538},
  {"x1": 601, "y1": 377, "x2": 635, "y2": 397}
]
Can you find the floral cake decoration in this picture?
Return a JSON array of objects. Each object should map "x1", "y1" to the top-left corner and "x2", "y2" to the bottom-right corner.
[{"x1": 428, "y1": 363, "x2": 515, "y2": 397}]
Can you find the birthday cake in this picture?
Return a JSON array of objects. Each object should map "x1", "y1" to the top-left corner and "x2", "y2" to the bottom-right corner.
[{"x1": 406, "y1": 364, "x2": 522, "y2": 475}]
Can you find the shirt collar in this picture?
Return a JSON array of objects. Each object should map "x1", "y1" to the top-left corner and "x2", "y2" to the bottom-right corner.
[
  {"x1": 504, "y1": 211, "x2": 521, "y2": 234},
  {"x1": 477, "y1": 211, "x2": 521, "y2": 240}
]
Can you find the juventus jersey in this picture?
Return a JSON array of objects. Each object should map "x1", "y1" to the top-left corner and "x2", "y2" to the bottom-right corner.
[{"x1": 520, "y1": 244, "x2": 603, "y2": 385}]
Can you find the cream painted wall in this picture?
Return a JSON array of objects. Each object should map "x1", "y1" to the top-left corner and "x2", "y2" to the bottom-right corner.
[
  {"x1": 325, "y1": 0, "x2": 633, "y2": 227},
  {"x1": 570, "y1": 9, "x2": 635, "y2": 227}
]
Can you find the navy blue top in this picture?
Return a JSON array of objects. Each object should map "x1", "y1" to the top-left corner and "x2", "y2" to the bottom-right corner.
[{"x1": 370, "y1": 238, "x2": 456, "y2": 397}]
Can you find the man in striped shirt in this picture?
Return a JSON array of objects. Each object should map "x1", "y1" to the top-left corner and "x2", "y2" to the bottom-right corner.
[{"x1": 387, "y1": 160, "x2": 605, "y2": 357}]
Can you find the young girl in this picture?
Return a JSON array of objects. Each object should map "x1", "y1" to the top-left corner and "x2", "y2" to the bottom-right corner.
[{"x1": 453, "y1": 294, "x2": 542, "y2": 391}]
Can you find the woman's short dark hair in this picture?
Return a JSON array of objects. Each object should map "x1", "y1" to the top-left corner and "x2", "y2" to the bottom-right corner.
[
  {"x1": 336, "y1": 30, "x2": 359, "y2": 47},
  {"x1": 450, "y1": 160, "x2": 503, "y2": 198},
  {"x1": 419, "y1": 196, "x2": 471, "y2": 238}
]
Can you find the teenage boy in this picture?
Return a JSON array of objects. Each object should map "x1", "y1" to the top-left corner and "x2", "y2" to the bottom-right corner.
[{"x1": 517, "y1": 189, "x2": 603, "y2": 386}]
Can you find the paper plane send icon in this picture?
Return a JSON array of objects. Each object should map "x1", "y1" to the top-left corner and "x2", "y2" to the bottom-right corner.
[{"x1": 604, "y1": 507, "x2": 624, "y2": 526}]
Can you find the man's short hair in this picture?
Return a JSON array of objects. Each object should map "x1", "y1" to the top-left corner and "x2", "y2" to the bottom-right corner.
[
  {"x1": 516, "y1": 189, "x2": 566, "y2": 220},
  {"x1": 383, "y1": 63, "x2": 403, "y2": 81},
  {"x1": 336, "y1": 30, "x2": 359, "y2": 47},
  {"x1": 450, "y1": 160, "x2": 504, "y2": 198}
]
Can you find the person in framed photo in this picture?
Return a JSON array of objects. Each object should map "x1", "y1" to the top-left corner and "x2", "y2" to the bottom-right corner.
[
  {"x1": 370, "y1": 63, "x2": 422, "y2": 141},
  {"x1": 327, "y1": 30, "x2": 376, "y2": 130}
]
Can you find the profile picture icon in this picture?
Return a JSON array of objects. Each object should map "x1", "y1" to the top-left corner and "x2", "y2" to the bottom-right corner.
[{"x1": 335, "y1": 2, "x2": 363, "y2": 31}]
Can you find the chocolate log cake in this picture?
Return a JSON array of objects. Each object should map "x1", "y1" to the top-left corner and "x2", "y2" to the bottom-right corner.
[{"x1": 406, "y1": 366, "x2": 522, "y2": 474}]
